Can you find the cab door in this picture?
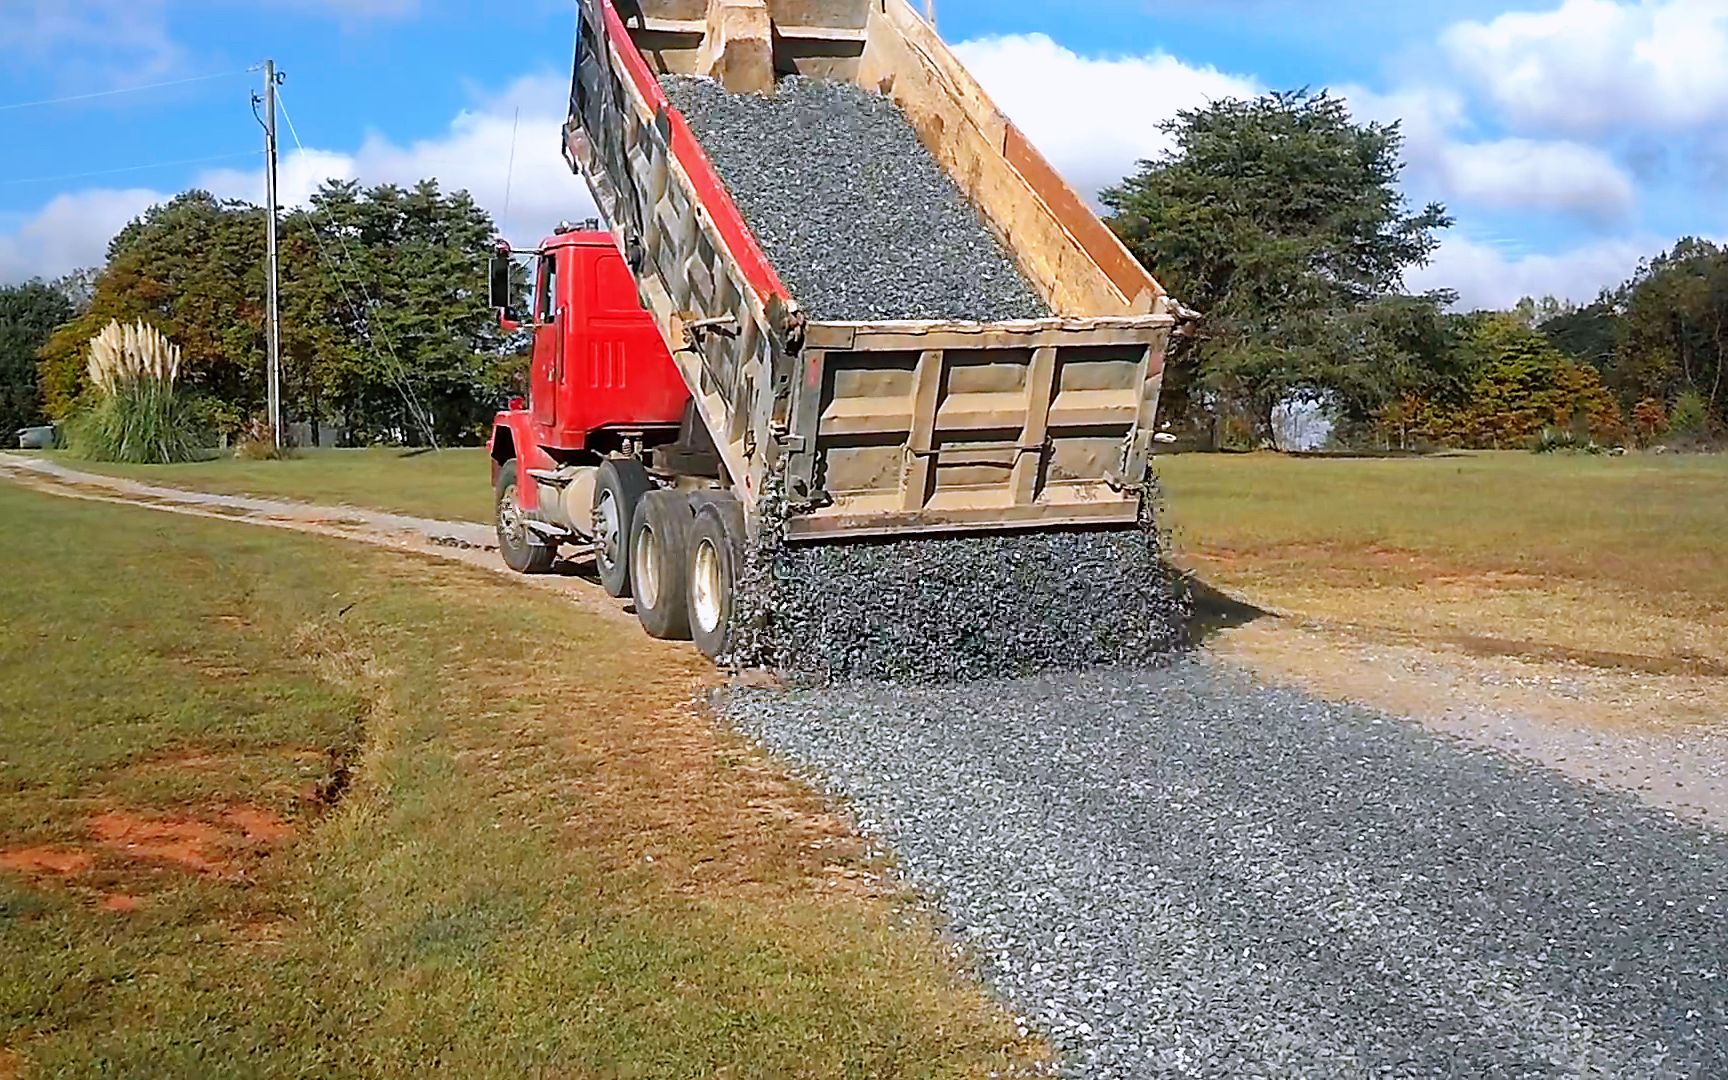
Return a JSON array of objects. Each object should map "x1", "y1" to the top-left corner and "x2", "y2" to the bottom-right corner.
[{"x1": 529, "y1": 251, "x2": 563, "y2": 430}]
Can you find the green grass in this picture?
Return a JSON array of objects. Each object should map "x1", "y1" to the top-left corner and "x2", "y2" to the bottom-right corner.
[
  {"x1": 48, "y1": 445, "x2": 1728, "y2": 613},
  {"x1": 1155, "y1": 451, "x2": 1728, "y2": 608},
  {"x1": 57, "y1": 446, "x2": 493, "y2": 522},
  {"x1": 0, "y1": 483, "x2": 1033, "y2": 1077}
]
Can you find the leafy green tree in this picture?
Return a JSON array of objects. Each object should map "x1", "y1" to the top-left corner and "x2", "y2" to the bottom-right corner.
[
  {"x1": 284, "y1": 179, "x2": 517, "y2": 444},
  {"x1": 1612, "y1": 238, "x2": 1725, "y2": 425},
  {"x1": 39, "y1": 191, "x2": 265, "y2": 425},
  {"x1": 40, "y1": 180, "x2": 517, "y2": 445},
  {"x1": 1540, "y1": 294, "x2": 1619, "y2": 373},
  {"x1": 1104, "y1": 89, "x2": 1452, "y2": 441},
  {"x1": 0, "y1": 281, "x2": 75, "y2": 437}
]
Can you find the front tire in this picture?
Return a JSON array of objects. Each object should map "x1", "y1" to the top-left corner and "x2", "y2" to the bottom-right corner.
[
  {"x1": 688, "y1": 498, "x2": 746, "y2": 662},
  {"x1": 593, "y1": 457, "x2": 652, "y2": 598},
  {"x1": 496, "y1": 460, "x2": 556, "y2": 574},
  {"x1": 629, "y1": 490, "x2": 693, "y2": 640}
]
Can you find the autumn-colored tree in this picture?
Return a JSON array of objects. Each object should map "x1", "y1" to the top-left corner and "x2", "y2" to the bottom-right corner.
[
  {"x1": 1630, "y1": 398, "x2": 1668, "y2": 446},
  {"x1": 1397, "y1": 314, "x2": 1623, "y2": 447}
]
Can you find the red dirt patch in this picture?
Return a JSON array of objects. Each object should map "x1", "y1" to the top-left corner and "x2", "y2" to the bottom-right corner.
[
  {"x1": 89, "y1": 812, "x2": 229, "y2": 874},
  {"x1": 224, "y1": 806, "x2": 294, "y2": 844},
  {"x1": 85, "y1": 807, "x2": 294, "y2": 877},
  {"x1": 100, "y1": 893, "x2": 140, "y2": 913},
  {"x1": 0, "y1": 845, "x2": 92, "y2": 876},
  {"x1": 0, "y1": 1047, "x2": 22, "y2": 1080}
]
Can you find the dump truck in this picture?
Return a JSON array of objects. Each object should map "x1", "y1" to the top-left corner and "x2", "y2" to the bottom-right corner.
[{"x1": 487, "y1": 0, "x2": 1188, "y2": 668}]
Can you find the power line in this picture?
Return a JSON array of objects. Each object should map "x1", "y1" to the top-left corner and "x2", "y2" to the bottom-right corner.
[
  {"x1": 275, "y1": 90, "x2": 441, "y2": 449},
  {"x1": 0, "y1": 69, "x2": 249, "y2": 113},
  {"x1": 0, "y1": 150, "x2": 261, "y2": 188}
]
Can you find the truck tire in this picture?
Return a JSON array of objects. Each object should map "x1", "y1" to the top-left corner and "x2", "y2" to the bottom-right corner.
[
  {"x1": 688, "y1": 497, "x2": 746, "y2": 662},
  {"x1": 593, "y1": 457, "x2": 652, "y2": 598},
  {"x1": 496, "y1": 460, "x2": 556, "y2": 574},
  {"x1": 629, "y1": 489, "x2": 693, "y2": 640}
]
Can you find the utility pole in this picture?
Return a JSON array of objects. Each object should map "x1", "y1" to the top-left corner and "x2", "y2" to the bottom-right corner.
[{"x1": 262, "y1": 60, "x2": 283, "y2": 448}]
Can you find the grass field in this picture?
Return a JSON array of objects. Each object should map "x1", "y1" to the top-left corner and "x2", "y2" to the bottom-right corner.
[
  {"x1": 26, "y1": 444, "x2": 1728, "y2": 671},
  {"x1": 0, "y1": 483, "x2": 1034, "y2": 1077},
  {"x1": 1156, "y1": 451, "x2": 1728, "y2": 677},
  {"x1": 1156, "y1": 451, "x2": 1728, "y2": 605},
  {"x1": 55, "y1": 446, "x2": 494, "y2": 523}
]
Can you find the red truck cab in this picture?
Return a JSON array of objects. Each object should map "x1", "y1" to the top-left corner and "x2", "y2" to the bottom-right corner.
[
  {"x1": 489, "y1": 227, "x2": 688, "y2": 478},
  {"x1": 487, "y1": 227, "x2": 703, "y2": 574}
]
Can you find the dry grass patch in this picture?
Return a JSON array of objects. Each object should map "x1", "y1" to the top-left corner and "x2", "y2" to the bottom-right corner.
[
  {"x1": 0, "y1": 481, "x2": 1039, "y2": 1078},
  {"x1": 1160, "y1": 451, "x2": 1728, "y2": 731},
  {"x1": 1162, "y1": 451, "x2": 1728, "y2": 642}
]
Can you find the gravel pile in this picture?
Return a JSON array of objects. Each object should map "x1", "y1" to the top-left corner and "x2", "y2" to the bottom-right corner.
[
  {"x1": 728, "y1": 476, "x2": 1189, "y2": 683},
  {"x1": 661, "y1": 74, "x2": 1051, "y2": 322},
  {"x1": 724, "y1": 659, "x2": 1728, "y2": 1078}
]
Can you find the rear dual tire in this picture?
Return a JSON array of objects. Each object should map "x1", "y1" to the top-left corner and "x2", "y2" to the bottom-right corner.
[
  {"x1": 629, "y1": 490, "x2": 695, "y2": 641},
  {"x1": 627, "y1": 491, "x2": 746, "y2": 661},
  {"x1": 688, "y1": 499, "x2": 746, "y2": 662},
  {"x1": 594, "y1": 457, "x2": 652, "y2": 598}
]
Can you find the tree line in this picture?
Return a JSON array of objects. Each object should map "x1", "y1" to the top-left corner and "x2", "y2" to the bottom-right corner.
[
  {"x1": 1105, "y1": 90, "x2": 1721, "y2": 450},
  {"x1": 1, "y1": 90, "x2": 1722, "y2": 452},
  {"x1": 4, "y1": 179, "x2": 520, "y2": 448}
]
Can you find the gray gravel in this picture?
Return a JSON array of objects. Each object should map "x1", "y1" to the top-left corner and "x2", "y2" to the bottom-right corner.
[
  {"x1": 729, "y1": 476, "x2": 1189, "y2": 682},
  {"x1": 724, "y1": 658, "x2": 1728, "y2": 1078},
  {"x1": 661, "y1": 75, "x2": 1051, "y2": 322}
]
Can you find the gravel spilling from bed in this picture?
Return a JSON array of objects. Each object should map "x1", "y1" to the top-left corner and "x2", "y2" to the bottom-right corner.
[
  {"x1": 723, "y1": 659, "x2": 1728, "y2": 1078},
  {"x1": 726, "y1": 478, "x2": 1189, "y2": 683},
  {"x1": 661, "y1": 74, "x2": 1051, "y2": 322}
]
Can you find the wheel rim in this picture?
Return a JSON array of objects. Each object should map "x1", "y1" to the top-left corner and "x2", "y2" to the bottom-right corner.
[
  {"x1": 633, "y1": 525, "x2": 660, "y2": 608},
  {"x1": 594, "y1": 489, "x2": 622, "y2": 571},
  {"x1": 691, "y1": 537, "x2": 724, "y2": 635},
  {"x1": 498, "y1": 484, "x2": 527, "y2": 548}
]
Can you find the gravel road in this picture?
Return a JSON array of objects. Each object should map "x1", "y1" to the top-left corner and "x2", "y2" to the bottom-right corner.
[
  {"x1": 661, "y1": 75, "x2": 1050, "y2": 322},
  {"x1": 725, "y1": 658, "x2": 1728, "y2": 1078}
]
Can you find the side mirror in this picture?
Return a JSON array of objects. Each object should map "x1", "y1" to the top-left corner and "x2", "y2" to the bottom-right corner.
[{"x1": 488, "y1": 252, "x2": 514, "y2": 313}]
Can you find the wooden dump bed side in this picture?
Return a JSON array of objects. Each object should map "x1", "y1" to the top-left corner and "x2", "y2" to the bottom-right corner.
[{"x1": 567, "y1": 0, "x2": 1182, "y2": 539}]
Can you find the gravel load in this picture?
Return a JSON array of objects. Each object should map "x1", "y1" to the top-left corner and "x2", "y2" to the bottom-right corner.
[
  {"x1": 724, "y1": 659, "x2": 1728, "y2": 1078},
  {"x1": 728, "y1": 477, "x2": 1189, "y2": 683},
  {"x1": 661, "y1": 74, "x2": 1051, "y2": 323}
]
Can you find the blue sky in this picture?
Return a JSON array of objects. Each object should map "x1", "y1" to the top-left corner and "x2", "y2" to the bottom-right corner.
[{"x1": 3, "y1": 0, "x2": 1725, "y2": 309}]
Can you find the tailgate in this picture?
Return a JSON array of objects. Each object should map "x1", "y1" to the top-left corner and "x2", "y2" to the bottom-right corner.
[{"x1": 786, "y1": 317, "x2": 1174, "y2": 538}]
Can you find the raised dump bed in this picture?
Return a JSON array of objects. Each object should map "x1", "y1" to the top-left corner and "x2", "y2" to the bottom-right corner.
[{"x1": 565, "y1": 0, "x2": 1189, "y2": 542}]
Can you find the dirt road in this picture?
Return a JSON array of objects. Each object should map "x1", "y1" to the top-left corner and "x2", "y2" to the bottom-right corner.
[{"x1": 0, "y1": 454, "x2": 630, "y2": 624}]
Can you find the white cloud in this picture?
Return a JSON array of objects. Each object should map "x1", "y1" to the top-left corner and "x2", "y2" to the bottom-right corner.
[
  {"x1": 1342, "y1": 84, "x2": 1638, "y2": 219},
  {"x1": 1444, "y1": 0, "x2": 1728, "y2": 134},
  {"x1": 205, "y1": 73, "x2": 593, "y2": 245},
  {"x1": 0, "y1": 0, "x2": 181, "y2": 83},
  {"x1": 952, "y1": 33, "x2": 1260, "y2": 199},
  {"x1": 0, "y1": 187, "x2": 163, "y2": 283},
  {"x1": 1436, "y1": 138, "x2": 1636, "y2": 217},
  {"x1": 1406, "y1": 233, "x2": 1650, "y2": 309},
  {"x1": 0, "y1": 73, "x2": 594, "y2": 284}
]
